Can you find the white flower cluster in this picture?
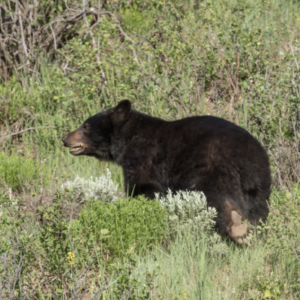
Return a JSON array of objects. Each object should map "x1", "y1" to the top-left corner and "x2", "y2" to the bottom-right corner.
[
  {"x1": 157, "y1": 189, "x2": 217, "y2": 231},
  {"x1": 60, "y1": 169, "x2": 119, "y2": 203}
]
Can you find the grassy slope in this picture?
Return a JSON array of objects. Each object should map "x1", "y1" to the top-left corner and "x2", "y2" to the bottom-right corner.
[{"x1": 1, "y1": 0, "x2": 300, "y2": 299}]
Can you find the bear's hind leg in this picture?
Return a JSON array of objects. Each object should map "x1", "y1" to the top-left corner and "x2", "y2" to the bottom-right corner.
[{"x1": 225, "y1": 200, "x2": 253, "y2": 245}]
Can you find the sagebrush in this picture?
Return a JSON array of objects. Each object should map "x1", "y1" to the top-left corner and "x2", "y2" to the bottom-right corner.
[{"x1": 60, "y1": 169, "x2": 119, "y2": 203}]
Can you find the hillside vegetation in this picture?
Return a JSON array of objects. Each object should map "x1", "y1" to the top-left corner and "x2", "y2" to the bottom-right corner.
[{"x1": 1, "y1": 0, "x2": 300, "y2": 299}]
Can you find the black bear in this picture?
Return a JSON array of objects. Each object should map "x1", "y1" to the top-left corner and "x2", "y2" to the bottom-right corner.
[{"x1": 62, "y1": 100, "x2": 271, "y2": 244}]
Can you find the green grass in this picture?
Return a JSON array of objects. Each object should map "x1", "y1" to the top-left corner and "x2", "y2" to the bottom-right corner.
[
  {"x1": 1, "y1": 0, "x2": 300, "y2": 182},
  {"x1": 141, "y1": 232, "x2": 266, "y2": 299},
  {"x1": 0, "y1": 152, "x2": 50, "y2": 192},
  {"x1": 139, "y1": 194, "x2": 300, "y2": 299},
  {"x1": 1, "y1": 0, "x2": 300, "y2": 298},
  {"x1": 1, "y1": 189, "x2": 299, "y2": 299}
]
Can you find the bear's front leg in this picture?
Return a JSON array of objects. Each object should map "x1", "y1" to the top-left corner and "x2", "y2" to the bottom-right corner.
[{"x1": 128, "y1": 182, "x2": 164, "y2": 200}]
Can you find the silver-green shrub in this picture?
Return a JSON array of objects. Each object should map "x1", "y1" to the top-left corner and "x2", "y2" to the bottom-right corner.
[
  {"x1": 157, "y1": 189, "x2": 216, "y2": 231},
  {"x1": 157, "y1": 189, "x2": 229, "y2": 255},
  {"x1": 60, "y1": 169, "x2": 119, "y2": 203}
]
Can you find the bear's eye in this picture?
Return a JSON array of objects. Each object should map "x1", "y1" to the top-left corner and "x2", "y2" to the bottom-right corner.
[{"x1": 83, "y1": 123, "x2": 91, "y2": 132}]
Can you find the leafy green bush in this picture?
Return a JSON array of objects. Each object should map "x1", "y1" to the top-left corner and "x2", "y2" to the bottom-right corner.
[
  {"x1": 0, "y1": 191, "x2": 118, "y2": 299},
  {"x1": 71, "y1": 197, "x2": 167, "y2": 257},
  {"x1": 0, "y1": 152, "x2": 49, "y2": 192},
  {"x1": 120, "y1": 4, "x2": 154, "y2": 34}
]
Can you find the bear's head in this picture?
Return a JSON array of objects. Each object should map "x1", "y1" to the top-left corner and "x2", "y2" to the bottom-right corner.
[{"x1": 61, "y1": 100, "x2": 131, "y2": 160}]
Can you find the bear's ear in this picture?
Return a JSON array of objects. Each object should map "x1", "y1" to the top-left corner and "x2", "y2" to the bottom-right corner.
[{"x1": 111, "y1": 100, "x2": 131, "y2": 124}]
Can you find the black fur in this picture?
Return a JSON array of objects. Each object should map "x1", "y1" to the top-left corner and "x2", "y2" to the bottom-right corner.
[{"x1": 62, "y1": 100, "x2": 271, "y2": 237}]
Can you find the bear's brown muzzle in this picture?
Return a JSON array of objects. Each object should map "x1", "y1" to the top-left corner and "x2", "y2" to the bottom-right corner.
[{"x1": 62, "y1": 131, "x2": 87, "y2": 155}]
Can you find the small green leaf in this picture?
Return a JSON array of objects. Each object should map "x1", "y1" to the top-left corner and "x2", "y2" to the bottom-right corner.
[
  {"x1": 263, "y1": 290, "x2": 272, "y2": 298},
  {"x1": 101, "y1": 229, "x2": 109, "y2": 235}
]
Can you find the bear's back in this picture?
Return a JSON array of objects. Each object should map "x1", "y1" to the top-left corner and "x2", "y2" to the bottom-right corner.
[
  {"x1": 160, "y1": 115, "x2": 265, "y2": 160},
  {"x1": 158, "y1": 115, "x2": 270, "y2": 200}
]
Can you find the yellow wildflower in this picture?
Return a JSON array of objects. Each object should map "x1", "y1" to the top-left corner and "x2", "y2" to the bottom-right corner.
[{"x1": 66, "y1": 251, "x2": 75, "y2": 266}]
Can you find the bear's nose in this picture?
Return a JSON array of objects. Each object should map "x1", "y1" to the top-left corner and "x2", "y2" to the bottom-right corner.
[{"x1": 61, "y1": 135, "x2": 67, "y2": 144}]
